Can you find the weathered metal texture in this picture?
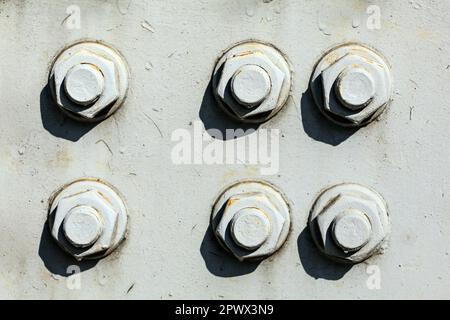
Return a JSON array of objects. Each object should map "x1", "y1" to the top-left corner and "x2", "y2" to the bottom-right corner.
[{"x1": 1, "y1": 0, "x2": 450, "y2": 300}]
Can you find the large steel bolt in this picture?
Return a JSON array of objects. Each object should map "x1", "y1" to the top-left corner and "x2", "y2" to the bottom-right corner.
[
  {"x1": 231, "y1": 208, "x2": 271, "y2": 250},
  {"x1": 336, "y1": 68, "x2": 375, "y2": 110},
  {"x1": 331, "y1": 209, "x2": 372, "y2": 252},
  {"x1": 231, "y1": 65, "x2": 272, "y2": 108},
  {"x1": 64, "y1": 64, "x2": 105, "y2": 106},
  {"x1": 49, "y1": 41, "x2": 129, "y2": 122},
  {"x1": 48, "y1": 178, "x2": 128, "y2": 261},
  {"x1": 309, "y1": 183, "x2": 390, "y2": 264},
  {"x1": 213, "y1": 41, "x2": 292, "y2": 123},
  {"x1": 310, "y1": 43, "x2": 393, "y2": 127},
  {"x1": 63, "y1": 206, "x2": 103, "y2": 248},
  {"x1": 212, "y1": 181, "x2": 291, "y2": 262}
]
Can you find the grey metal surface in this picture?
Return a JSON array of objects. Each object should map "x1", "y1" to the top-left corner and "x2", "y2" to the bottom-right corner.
[{"x1": 0, "y1": 0, "x2": 449, "y2": 299}]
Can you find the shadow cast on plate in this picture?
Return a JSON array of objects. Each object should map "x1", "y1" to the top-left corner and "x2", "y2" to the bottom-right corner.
[
  {"x1": 200, "y1": 225, "x2": 261, "y2": 278},
  {"x1": 297, "y1": 226, "x2": 352, "y2": 280},
  {"x1": 200, "y1": 200, "x2": 261, "y2": 277},
  {"x1": 40, "y1": 84, "x2": 98, "y2": 142},
  {"x1": 300, "y1": 87, "x2": 359, "y2": 146},
  {"x1": 38, "y1": 223, "x2": 98, "y2": 277},
  {"x1": 199, "y1": 82, "x2": 260, "y2": 141}
]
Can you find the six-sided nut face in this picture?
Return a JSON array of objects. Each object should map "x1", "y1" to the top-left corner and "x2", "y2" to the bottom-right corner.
[
  {"x1": 48, "y1": 179, "x2": 128, "y2": 261},
  {"x1": 211, "y1": 181, "x2": 291, "y2": 262},
  {"x1": 53, "y1": 50, "x2": 120, "y2": 117},
  {"x1": 309, "y1": 183, "x2": 390, "y2": 264},
  {"x1": 212, "y1": 41, "x2": 292, "y2": 124},
  {"x1": 49, "y1": 41, "x2": 129, "y2": 122},
  {"x1": 310, "y1": 44, "x2": 393, "y2": 127},
  {"x1": 216, "y1": 52, "x2": 285, "y2": 120}
]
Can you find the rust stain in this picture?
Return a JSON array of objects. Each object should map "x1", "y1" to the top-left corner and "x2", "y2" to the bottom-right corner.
[
  {"x1": 54, "y1": 148, "x2": 73, "y2": 167},
  {"x1": 417, "y1": 30, "x2": 432, "y2": 40}
]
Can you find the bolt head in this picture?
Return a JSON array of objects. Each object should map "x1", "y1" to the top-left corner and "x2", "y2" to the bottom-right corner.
[
  {"x1": 231, "y1": 65, "x2": 272, "y2": 108},
  {"x1": 51, "y1": 189, "x2": 119, "y2": 260},
  {"x1": 212, "y1": 182, "x2": 290, "y2": 262},
  {"x1": 53, "y1": 49, "x2": 120, "y2": 119},
  {"x1": 336, "y1": 67, "x2": 375, "y2": 110},
  {"x1": 217, "y1": 192, "x2": 285, "y2": 261},
  {"x1": 332, "y1": 209, "x2": 372, "y2": 252},
  {"x1": 213, "y1": 41, "x2": 292, "y2": 123},
  {"x1": 63, "y1": 205, "x2": 103, "y2": 248},
  {"x1": 50, "y1": 42, "x2": 129, "y2": 122},
  {"x1": 49, "y1": 179, "x2": 128, "y2": 261},
  {"x1": 217, "y1": 52, "x2": 285, "y2": 120},
  {"x1": 231, "y1": 208, "x2": 271, "y2": 250},
  {"x1": 309, "y1": 183, "x2": 390, "y2": 264},
  {"x1": 311, "y1": 44, "x2": 393, "y2": 127},
  {"x1": 64, "y1": 64, "x2": 105, "y2": 106}
]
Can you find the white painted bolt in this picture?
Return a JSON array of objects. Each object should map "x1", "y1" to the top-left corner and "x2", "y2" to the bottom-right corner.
[
  {"x1": 336, "y1": 67, "x2": 375, "y2": 110},
  {"x1": 231, "y1": 208, "x2": 271, "y2": 250},
  {"x1": 231, "y1": 64, "x2": 271, "y2": 108},
  {"x1": 63, "y1": 205, "x2": 103, "y2": 248},
  {"x1": 64, "y1": 64, "x2": 105, "y2": 106},
  {"x1": 332, "y1": 209, "x2": 372, "y2": 252}
]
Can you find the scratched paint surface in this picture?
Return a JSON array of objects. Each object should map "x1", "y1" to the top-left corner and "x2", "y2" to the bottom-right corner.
[{"x1": 0, "y1": 0, "x2": 449, "y2": 299}]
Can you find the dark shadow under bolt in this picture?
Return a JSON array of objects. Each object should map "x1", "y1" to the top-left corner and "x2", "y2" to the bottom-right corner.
[
  {"x1": 200, "y1": 225, "x2": 261, "y2": 278},
  {"x1": 38, "y1": 223, "x2": 98, "y2": 277},
  {"x1": 200, "y1": 199, "x2": 261, "y2": 277},
  {"x1": 40, "y1": 84, "x2": 99, "y2": 142},
  {"x1": 300, "y1": 87, "x2": 359, "y2": 146},
  {"x1": 199, "y1": 82, "x2": 261, "y2": 141},
  {"x1": 297, "y1": 226, "x2": 352, "y2": 280}
]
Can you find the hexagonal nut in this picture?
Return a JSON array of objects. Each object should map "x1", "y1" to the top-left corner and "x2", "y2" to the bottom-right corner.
[
  {"x1": 212, "y1": 41, "x2": 292, "y2": 124},
  {"x1": 310, "y1": 44, "x2": 393, "y2": 127},
  {"x1": 49, "y1": 42, "x2": 129, "y2": 122},
  {"x1": 217, "y1": 52, "x2": 285, "y2": 120},
  {"x1": 50, "y1": 190, "x2": 120, "y2": 261},
  {"x1": 53, "y1": 50, "x2": 119, "y2": 119},
  {"x1": 309, "y1": 183, "x2": 390, "y2": 264},
  {"x1": 321, "y1": 54, "x2": 391, "y2": 125},
  {"x1": 214, "y1": 190, "x2": 288, "y2": 262}
]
